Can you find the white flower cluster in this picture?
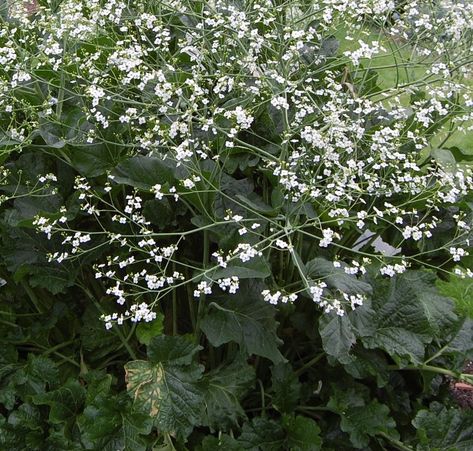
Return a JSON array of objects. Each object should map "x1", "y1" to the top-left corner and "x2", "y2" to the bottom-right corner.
[
  {"x1": 261, "y1": 290, "x2": 298, "y2": 305},
  {"x1": 14, "y1": 0, "x2": 472, "y2": 327}
]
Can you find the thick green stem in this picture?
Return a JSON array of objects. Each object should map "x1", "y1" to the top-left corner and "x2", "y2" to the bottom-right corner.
[
  {"x1": 21, "y1": 280, "x2": 44, "y2": 313},
  {"x1": 377, "y1": 432, "x2": 414, "y2": 451},
  {"x1": 172, "y1": 263, "x2": 178, "y2": 336},
  {"x1": 388, "y1": 364, "x2": 473, "y2": 383},
  {"x1": 195, "y1": 229, "x2": 210, "y2": 343},
  {"x1": 295, "y1": 353, "x2": 324, "y2": 376}
]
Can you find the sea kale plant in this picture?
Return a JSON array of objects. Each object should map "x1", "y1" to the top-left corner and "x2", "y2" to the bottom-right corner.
[{"x1": 1, "y1": 0, "x2": 473, "y2": 449}]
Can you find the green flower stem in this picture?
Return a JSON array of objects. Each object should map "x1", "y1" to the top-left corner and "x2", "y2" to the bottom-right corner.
[
  {"x1": 257, "y1": 379, "x2": 266, "y2": 418},
  {"x1": 21, "y1": 344, "x2": 80, "y2": 368},
  {"x1": 186, "y1": 273, "x2": 197, "y2": 332},
  {"x1": 0, "y1": 318, "x2": 19, "y2": 328},
  {"x1": 295, "y1": 352, "x2": 325, "y2": 377},
  {"x1": 377, "y1": 432, "x2": 414, "y2": 451},
  {"x1": 41, "y1": 339, "x2": 75, "y2": 357},
  {"x1": 112, "y1": 324, "x2": 138, "y2": 361},
  {"x1": 20, "y1": 280, "x2": 45, "y2": 313},
  {"x1": 388, "y1": 364, "x2": 473, "y2": 383},
  {"x1": 172, "y1": 263, "x2": 178, "y2": 336},
  {"x1": 56, "y1": 37, "x2": 67, "y2": 120},
  {"x1": 195, "y1": 228, "x2": 210, "y2": 343},
  {"x1": 80, "y1": 284, "x2": 138, "y2": 360}
]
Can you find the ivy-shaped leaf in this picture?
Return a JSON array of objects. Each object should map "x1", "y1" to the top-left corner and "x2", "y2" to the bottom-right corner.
[{"x1": 124, "y1": 335, "x2": 205, "y2": 440}]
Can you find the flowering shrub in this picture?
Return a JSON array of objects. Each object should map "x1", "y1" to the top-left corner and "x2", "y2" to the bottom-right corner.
[{"x1": 1, "y1": 0, "x2": 473, "y2": 449}]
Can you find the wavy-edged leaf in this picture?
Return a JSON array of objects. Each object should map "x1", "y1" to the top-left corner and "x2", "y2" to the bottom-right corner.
[
  {"x1": 200, "y1": 280, "x2": 285, "y2": 363},
  {"x1": 361, "y1": 271, "x2": 458, "y2": 365},
  {"x1": 125, "y1": 336, "x2": 205, "y2": 440},
  {"x1": 271, "y1": 363, "x2": 301, "y2": 413},
  {"x1": 306, "y1": 258, "x2": 372, "y2": 295},
  {"x1": 413, "y1": 402, "x2": 473, "y2": 450},
  {"x1": 78, "y1": 393, "x2": 152, "y2": 451},
  {"x1": 319, "y1": 313, "x2": 356, "y2": 364},
  {"x1": 202, "y1": 355, "x2": 255, "y2": 430},
  {"x1": 33, "y1": 378, "x2": 85, "y2": 424},
  {"x1": 328, "y1": 385, "x2": 398, "y2": 449}
]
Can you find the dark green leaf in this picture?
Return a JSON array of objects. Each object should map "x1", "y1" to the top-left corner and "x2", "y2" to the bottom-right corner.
[
  {"x1": 78, "y1": 393, "x2": 153, "y2": 451},
  {"x1": 235, "y1": 193, "x2": 278, "y2": 216},
  {"x1": 9, "y1": 355, "x2": 59, "y2": 400},
  {"x1": 136, "y1": 314, "x2": 164, "y2": 345},
  {"x1": 38, "y1": 116, "x2": 65, "y2": 148},
  {"x1": 200, "y1": 281, "x2": 285, "y2": 363},
  {"x1": 125, "y1": 335, "x2": 205, "y2": 440},
  {"x1": 283, "y1": 415, "x2": 322, "y2": 451},
  {"x1": 306, "y1": 258, "x2": 372, "y2": 295},
  {"x1": 69, "y1": 143, "x2": 123, "y2": 177},
  {"x1": 413, "y1": 402, "x2": 473, "y2": 450},
  {"x1": 271, "y1": 363, "x2": 301, "y2": 413},
  {"x1": 319, "y1": 314, "x2": 356, "y2": 364},
  {"x1": 361, "y1": 271, "x2": 458, "y2": 365},
  {"x1": 33, "y1": 378, "x2": 85, "y2": 424},
  {"x1": 328, "y1": 386, "x2": 398, "y2": 449},
  {"x1": 112, "y1": 155, "x2": 175, "y2": 190},
  {"x1": 238, "y1": 417, "x2": 286, "y2": 450},
  {"x1": 209, "y1": 256, "x2": 271, "y2": 280},
  {"x1": 146, "y1": 334, "x2": 201, "y2": 365},
  {"x1": 202, "y1": 355, "x2": 255, "y2": 430}
]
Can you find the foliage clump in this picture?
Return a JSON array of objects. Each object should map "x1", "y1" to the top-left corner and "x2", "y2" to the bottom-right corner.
[{"x1": 0, "y1": 0, "x2": 473, "y2": 449}]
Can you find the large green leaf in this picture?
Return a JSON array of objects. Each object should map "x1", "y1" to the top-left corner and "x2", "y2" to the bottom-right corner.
[
  {"x1": 270, "y1": 363, "x2": 301, "y2": 413},
  {"x1": 282, "y1": 415, "x2": 322, "y2": 451},
  {"x1": 237, "y1": 417, "x2": 286, "y2": 450},
  {"x1": 0, "y1": 403, "x2": 45, "y2": 449},
  {"x1": 69, "y1": 143, "x2": 123, "y2": 177},
  {"x1": 33, "y1": 378, "x2": 85, "y2": 424},
  {"x1": 135, "y1": 314, "x2": 164, "y2": 345},
  {"x1": 306, "y1": 258, "x2": 372, "y2": 295},
  {"x1": 209, "y1": 255, "x2": 271, "y2": 280},
  {"x1": 8, "y1": 355, "x2": 59, "y2": 400},
  {"x1": 361, "y1": 271, "x2": 458, "y2": 365},
  {"x1": 319, "y1": 314, "x2": 356, "y2": 364},
  {"x1": 38, "y1": 115, "x2": 65, "y2": 148},
  {"x1": 328, "y1": 385, "x2": 399, "y2": 449},
  {"x1": 201, "y1": 356, "x2": 255, "y2": 430},
  {"x1": 112, "y1": 155, "x2": 176, "y2": 190},
  {"x1": 78, "y1": 393, "x2": 153, "y2": 451},
  {"x1": 413, "y1": 402, "x2": 473, "y2": 450},
  {"x1": 124, "y1": 335, "x2": 205, "y2": 440},
  {"x1": 200, "y1": 280, "x2": 285, "y2": 363},
  {"x1": 237, "y1": 416, "x2": 321, "y2": 451}
]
